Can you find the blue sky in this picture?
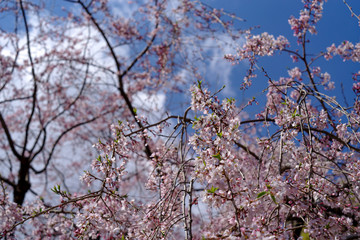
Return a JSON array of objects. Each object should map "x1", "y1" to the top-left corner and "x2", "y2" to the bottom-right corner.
[{"x1": 196, "y1": 0, "x2": 360, "y2": 117}]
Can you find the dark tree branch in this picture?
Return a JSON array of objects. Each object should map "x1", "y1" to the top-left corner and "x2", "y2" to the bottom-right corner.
[
  {"x1": 77, "y1": 0, "x2": 161, "y2": 159},
  {"x1": 0, "y1": 113, "x2": 21, "y2": 159},
  {"x1": 30, "y1": 114, "x2": 107, "y2": 174},
  {"x1": 19, "y1": 0, "x2": 38, "y2": 159}
]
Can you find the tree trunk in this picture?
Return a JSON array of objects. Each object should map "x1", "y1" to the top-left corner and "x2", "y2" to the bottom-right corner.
[{"x1": 13, "y1": 161, "x2": 31, "y2": 205}]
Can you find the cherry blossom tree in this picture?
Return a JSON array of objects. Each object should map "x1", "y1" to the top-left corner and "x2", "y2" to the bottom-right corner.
[
  {"x1": 1, "y1": 0, "x2": 360, "y2": 239},
  {"x1": 0, "y1": 0, "x2": 239, "y2": 207}
]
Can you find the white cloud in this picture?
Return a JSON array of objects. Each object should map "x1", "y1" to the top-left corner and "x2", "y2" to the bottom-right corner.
[
  {"x1": 204, "y1": 36, "x2": 237, "y2": 96},
  {"x1": 133, "y1": 91, "x2": 167, "y2": 122},
  {"x1": 109, "y1": 0, "x2": 141, "y2": 19}
]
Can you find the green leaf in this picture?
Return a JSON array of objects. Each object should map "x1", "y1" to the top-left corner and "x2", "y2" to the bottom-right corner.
[
  {"x1": 97, "y1": 156, "x2": 102, "y2": 162},
  {"x1": 226, "y1": 97, "x2": 235, "y2": 103},
  {"x1": 300, "y1": 228, "x2": 310, "y2": 240},
  {"x1": 207, "y1": 186, "x2": 218, "y2": 194},
  {"x1": 203, "y1": 160, "x2": 206, "y2": 167},
  {"x1": 212, "y1": 153, "x2": 221, "y2": 161},
  {"x1": 121, "y1": 235, "x2": 125, "y2": 240},
  {"x1": 217, "y1": 132, "x2": 223, "y2": 138},
  {"x1": 133, "y1": 108, "x2": 137, "y2": 114},
  {"x1": 105, "y1": 155, "x2": 112, "y2": 166},
  {"x1": 269, "y1": 192, "x2": 277, "y2": 204},
  {"x1": 257, "y1": 191, "x2": 268, "y2": 198},
  {"x1": 51, "y1": 185, "x2": 61, "y2": 194}
]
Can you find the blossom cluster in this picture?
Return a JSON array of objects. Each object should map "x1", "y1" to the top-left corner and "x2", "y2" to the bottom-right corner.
[
  {"x1": 288, "y1": 0, "x2": 326, "y2": 42},
  {"x1": 325, "y1": 41, "x2": 360, "y2": 62}
]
